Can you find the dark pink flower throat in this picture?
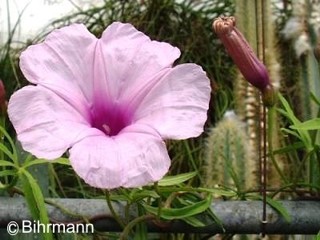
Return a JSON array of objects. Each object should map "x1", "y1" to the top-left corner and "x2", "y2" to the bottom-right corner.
[{"x1": 91, "y1": 102, "x2": 133, "y2": 136}]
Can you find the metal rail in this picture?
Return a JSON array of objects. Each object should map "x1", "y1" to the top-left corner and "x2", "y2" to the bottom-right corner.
[{"x1": 0, "y1": 198, "x2": 319, "y2": 234}]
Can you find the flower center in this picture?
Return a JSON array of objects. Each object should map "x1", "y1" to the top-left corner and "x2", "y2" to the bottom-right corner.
[{"x1": 91, "y1": 102, "x2": 133, "y2": 136}]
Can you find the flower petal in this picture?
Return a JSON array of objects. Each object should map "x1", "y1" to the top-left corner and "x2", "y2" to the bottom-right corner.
[
  {"x1": 133, "y1": 64, "x2": 211, "y2": 139},
  {"x1": 69, "y1": 124, "x2": 170, "y2": 189},
  {"x1": 20, "y1": 22, "x2": 181, "y2": 113},
  {"x1": 94, "y1": 22, "x2": 181, "y2": 102},
  {"x1": 8, "y1": 86, "x2": 100, "y2": 159},
  {"x1": 19, "y1": 23, "x2": 97, "y2": 109}
]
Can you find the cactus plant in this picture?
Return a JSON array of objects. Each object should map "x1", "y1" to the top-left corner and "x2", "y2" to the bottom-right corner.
[{"x1": 203, "y1": 111, "x2": 256, "y2": 193}]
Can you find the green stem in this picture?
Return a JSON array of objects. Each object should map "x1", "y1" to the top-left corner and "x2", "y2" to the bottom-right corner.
[
  {"x1": 267, "y1": 106, "x2": 288, "y2": 183},
  {"x1": 270, "y1": 182, "x2": 320, "y2": 198},
  {"x1": 154, "y1": 182, "x2": 163, "y2": 219},
  {"x1": 183, "y1": 140, "x2": 202, "y2": 183},
  {"x1": 262, "y1": 105, "x2": 267, "y2": 236},
  {"x1": 308, "y1": 150, "x2": 320, "y2": 193},
  {"x1": 292, "y1": 150, "x2": 313, "y2": 187},
  {"x1": 105, "y1": 190, "x2": 125, "y2": 229},
  {"x1": 119, "y1": 215, "x2": 155, "y2": 240},
  {"x1": 45, "y1": 199, "x2": 90, "y2": 223},
  {"x1": 0, "y1": 116, "x2": 5, "y2": 185}
]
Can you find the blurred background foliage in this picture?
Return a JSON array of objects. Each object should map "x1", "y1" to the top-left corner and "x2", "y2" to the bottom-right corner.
[{"x1": 1, "y1": 0, "x2": 320, "y2": 239}]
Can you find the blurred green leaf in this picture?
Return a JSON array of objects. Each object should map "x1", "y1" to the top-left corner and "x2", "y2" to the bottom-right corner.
[
  {"x1": 0, "y1": 126, "x2": 18, "y2": 163},
  {"x1": 0, "y1": 169, "x2": 16, "y2": 177},
  {"x1": 183, "y1": 215, "x2": 206, "y2": 227},
  {"x1": 273, "y1": 142, "x2": 305, "y2": 155},
  {"x1": 0, "y1": 160, "x2": 15, "y2": 167},
  {"x1": 266, "y1": 197, "x2": 291, "y2": 223},
  {"x1": 129, "y1": 189, "x2": 159, "y2": 202},
  {"x1": 158, "y1": 171, "x2": 197, "y2": 186},
  {"x1": 278, "y1": 93, "x2": 313, "y2": 151},
  {"x1": 143, "y1": 194, "x2": 212, "y2": 220},
  {"x1": 19, "y1": 169, "x2": 53, "y2": 240},
  {"x1": 0, "y1": 143, "x2": 16, "y2": 161},
  {"x1": 197, "y1": 187, "x2": 236, "y2": 197},
  {"x1": 22, "y1": 157, "x2": 70, "y2": 169},
  {"x1": 280, "y1": 128, "x2": 302, "y2": 140},
  {"x1": 291, "y1": 118, "x2": 320, "y2": 130}
]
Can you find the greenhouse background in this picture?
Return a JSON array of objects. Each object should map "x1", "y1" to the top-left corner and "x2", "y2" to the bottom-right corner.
[
  {"x1": 0, "y1": 0, "x2": 105, "y2": 44},
  {"x1": 0, "y1": 0, "x2": 320, "y2": 239}
]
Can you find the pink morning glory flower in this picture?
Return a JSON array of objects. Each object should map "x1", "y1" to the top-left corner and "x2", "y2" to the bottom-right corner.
[{"x1": 8, "y1": 22, "x2": 211, "y2": 189}]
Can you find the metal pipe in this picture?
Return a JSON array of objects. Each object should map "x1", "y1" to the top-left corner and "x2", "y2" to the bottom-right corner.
[{"x1": 0, "y1": 198, "x2": 319, "y2": 234}]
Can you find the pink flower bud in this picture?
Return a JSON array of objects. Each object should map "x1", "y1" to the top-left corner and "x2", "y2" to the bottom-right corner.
[
  {"x1": 0, "y1": 80, "x2": 6, "y2": 114},
  {"x1": 212, "y1": 16, "x2": 270, "y2": 91}
]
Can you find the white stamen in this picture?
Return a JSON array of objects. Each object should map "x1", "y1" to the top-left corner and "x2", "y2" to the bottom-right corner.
[{"x1": 102, "y1": 124, "x2": 111, "y2": 135}]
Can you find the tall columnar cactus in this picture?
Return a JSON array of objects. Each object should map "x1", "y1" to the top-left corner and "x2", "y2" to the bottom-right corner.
[{"x1": 203, "y1": 111, "x2": 256, "y2": 192}]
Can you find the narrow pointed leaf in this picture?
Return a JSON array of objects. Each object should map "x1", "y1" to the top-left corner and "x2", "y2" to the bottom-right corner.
[
  {"x1": 266, "y1": 197, "x2": 291, "y2": 223},
  {"x1": 143, "y1": 194, "x2": 212, "y2": 220},
  {"x1": 19, "y1": 169, "x2": 53, "y2": 240},
  {"x1": 158, "y1": 171, "x2": 197, "y2": 186},
  {"x1": 291, "y1": 118, "x2": 320, "y2": 130}
]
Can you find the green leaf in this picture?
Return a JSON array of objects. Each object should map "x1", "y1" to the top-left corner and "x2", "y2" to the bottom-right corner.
[
  {"x1": 158, "y1": 171, "x2": 197, "y2": 186},
  {"x1": 143, "y1": 194, "x2": 212, "y2": 220},
  {"x1": 183, "y1": 216, "x2": 206, "y2": 227},
  {"x1": 0, "y1": 175, "x2": 18, "y2": 190},
  {"x1": 129, "y1": 189, "x2": 160, "y2": 202},
  {"x1": 19, "y1": 171, "x2": 41, "y2": 219},
  {"x1": 249, "y1": 195, "x2": 291, "y2": 222},
  {"x1": 110, "y1": 194, "x2": 130, "y2": 201},
  {"x1": 0, "y1": 169, "x2": 16, "y2": 177},
  {"x1": 0, "y1": 160, "x2": 15, "y2": 167},
  {"x1": 0, "y1": 143, "x2": 16, "y2": 161},
  {"x1": 22, "y1": 157, "x2": 70, "y2": 169},
  {"x1": 52, "y1": 157, "x2": 70, "y2": 165},
  {"x1": 19, "y1": 169, "x2": 53, "y2": 240},
  {"x1": 278, "y1": 94, "x2": 313, "y2": 151},
  {"x1": 291, "y1": 118, "x2": 320, "y2": 130},
  {"x1": 266, "y1": 197, "x2": 291, "y2": 223},
  {"x1": 272, "y1": 142, "x2": 305, "y2": 155},
  {"x1": 310, "y1": 92, "x2": 320, "y2": 107},
  {"x1": 278, "y1": 94, "x2": 301, "y2": 125},
  {"x1": 0, "y1": 126, "x2": 18, "y2": 163},
  {"x1": 280, "y1": 128, "x2": 302, "y2": 140},
  {"x1": 197, "y1": 187, "x2": 236, "y2": 197},
  {"x1": 134, "y1": 205, "x2": 148, "y2": 240}
]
